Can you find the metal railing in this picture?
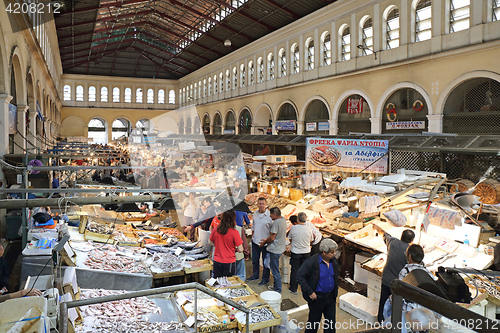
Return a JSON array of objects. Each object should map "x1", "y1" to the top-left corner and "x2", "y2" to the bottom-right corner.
[
  {"x1": 356, "y1": 279, "x2": 498, "y2": 333},
  {"x1": 59, "y1": 282, "x2": 251, "y2": 333}
]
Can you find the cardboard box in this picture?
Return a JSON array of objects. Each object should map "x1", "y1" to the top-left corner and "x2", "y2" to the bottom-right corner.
[{"x1": 339, "y1": 293, "x2": 378, "y2": 325}]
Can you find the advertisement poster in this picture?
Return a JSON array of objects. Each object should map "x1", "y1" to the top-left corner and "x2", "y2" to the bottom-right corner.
[
  {"x1": 306, "y1": 122, "x2": 317, "y2": 131},
  {"x1": 386, "y1": 121, "x2": 425, "y2": 130},
  {"x1": 306, "y1": 137, "x2": 389, "y2": 174},
  {"x1": 318, "y1": 122, "x2": 330, "y2": 131},
  {"x1": 275, "y1": 120, "x2": 296, "y2": 131},
  {"x1": 347, "y1": 97, "x2": 363, "y2": 114},
  {"x1": 223, "y1": 129, "x2": 235, "y2": 134}
]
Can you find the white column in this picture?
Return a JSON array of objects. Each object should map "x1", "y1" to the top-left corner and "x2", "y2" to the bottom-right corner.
[
  {"x1": 399, "y1": 0, "x2": 409, "y2": 46},
  {"x1": 370, "y1": 117, "x2": 382, "y2": 134},
  {"x1": 14, "y1": 104, "x2": 28, "y2": 154},
  {"x1": 272, "y1": 122, "x2": 278, "y2": 135},
  {"x1": 0, "y1": 94, "x2": 13, "y2": 156},
  {"x1": 328, "y1": 119, "x2": 338, "y2": 135},
  {"x1": 427, "y1": 114, "x2": 443, "y2": 133},
  {"x1": 296, "y1": 121, "x2": 304, "y2": 135},
  {"x1": 373, "y1": 4, "x2": 381, "y2": 52}
]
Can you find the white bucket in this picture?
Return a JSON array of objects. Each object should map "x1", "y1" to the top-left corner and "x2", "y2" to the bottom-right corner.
[{"x1": 260, "y1": 290, "x2": 282, "y2": 312}]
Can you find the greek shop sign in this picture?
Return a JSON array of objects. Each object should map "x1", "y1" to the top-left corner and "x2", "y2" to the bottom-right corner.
[
  {"x1": 386, "y1": 121, "x2": 425, "y2": 130},
  {"x1": 306, "y1": 138, "x2": 389, "y2": 174},
  {"x1": 275, "y1": 120, "x2": 296, "y2": 131}
]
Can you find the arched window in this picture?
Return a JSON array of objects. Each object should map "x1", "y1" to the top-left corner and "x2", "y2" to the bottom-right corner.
[
  {"x1": 321, "y1": 32, "x2": 331, "y2": 66},
  {"x1": 63, "y1": 85, "x2": 71, "y2": 101},
  {"x1": 306, "y1": 38, "x2": 314, "y2": 70},
  {"x1": 416, "y1": 0, "x2": 432, "y2": 42},
  {"x1": 257, "y1": 57, "x2": 264, "y2": 83},
  {"x1": 340, "y1": 25, "x2": 351, "y2": 61},
  {"x1": 88, "y1": 118, "x2": 107, "y2": 144},
  {"x1": 135, "y1": 119, "x2": 151, "y2": 139},
  {"x1": 198, "y1": 81, "x2": 201, "y2": 99},
  {"x1": 193, "y1": 83, "x2": 197, "y2": 100},
  {"x1": 267, "y1": 53, "x2": 275, "y2": 80},
  {"x1": 169, "y1": 89, "x2": 175, "y2": 104},
  {"x1": 361, "y1": 17, "x2": 373, "y2": 55},
  {"x1": 147, "y1": 89, "x2": 154, "y2": 103},
  {"x1": 386, "y1": 7, "x2": 400, "y2": 49},
  {"x1": 88, "y1": 86, "x2": 96, "y2": 102},
  {"x1": 219, "y1": 72, "x2": 224, "y2": 93},
  {"x1": 124, "y1": 88, "x2": 132, "y2": 103},
  {"x1": 112, "y1": 118, "x2": 130, "y2": 141},
  {"x1": 240, "y1": 64, "x2": 246, "y2": 87},
  {"x1": 291, "y1": 44, "x2": 299, "y2": 74},
  {"x1": 179, "y1": 89, "x2": 182, "y2": 104},
  {"x1": 279, "y1": 48, "x2": 286, "y2": 77},
  {"x1": 158, "y1": 89, "x2": 165, "y2": 104},
  {"x1": 76, "y1": 85, "x2": 84, "y2": 101},
  {"x1": 208, "y1": 78, "x2": 212, "y2": 96},
  {"x1": 136, "y1": 88, "x2": 143, "y2": 103},
  {"x1": 494, "y1": 0, "x2": 500, "y2": 21},
  {"x1": 233, "y1": 67, "x2": 238, "y2": 89},
  {"x1": 112, "y1": 87, "x2": 120, "y2": 102},
  {"x1": 190, "y1": 84, "x2": 194, "y2": 99},
  {"x1": 101, "y1": 87, "x2": 108, "y2": 102},
  {"x1": 450, "y1": 0, "x2": 470, "y2": 33},
  {"x1": 203, "y1": 79, "x2": 207, "y2": 96},
  {"x1": 213, "y1": 113, "x2": 222, "y2": 134},
  {"x1": 226, "y1": 70, "x2": 230, "y2": 91},
  {"x1": 239, "y1": 109, "x2": 252, "y2": 134},
  {"x1": 248, "y1": 61, "x2": 254, "y2": 85}
]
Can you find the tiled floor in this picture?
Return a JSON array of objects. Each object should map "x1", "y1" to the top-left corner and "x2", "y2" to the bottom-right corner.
[{"x1": 243, "y1": 259, "x2": 375, "y2": 332}]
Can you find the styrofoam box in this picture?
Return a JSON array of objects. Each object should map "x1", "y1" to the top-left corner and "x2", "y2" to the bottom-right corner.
[
  {"x1": 355, "y1": 252, "x2": 373, "y2": 263},
  {"x1": 353, "y1": 262, "x2": 368, "y2": 284},
  {"x1": 339, "y1": 293, "x2": 378, "y2": 325},
  {"x1": 366, "y1": 272, "x2": 382, "y2": 293},
  {"x1": 0, "y1": 296, "x2": 49, "y2": 332},
  {"x1": 367, "y1": 286, "x2": 380, "y2": 303}
]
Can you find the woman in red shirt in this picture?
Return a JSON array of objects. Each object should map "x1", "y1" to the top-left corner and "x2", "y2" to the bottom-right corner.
[{"x1": 209, "y1": 210, "x2": 243, "y2": 278}]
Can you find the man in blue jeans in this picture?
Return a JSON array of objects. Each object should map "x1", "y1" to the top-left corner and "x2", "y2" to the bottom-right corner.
[
  {"x1": 248, "y1": 197, "x2": 272, "y2": 285},
  {"x1": 260, "y1": 207, "x2": 287, "y2": 293}
]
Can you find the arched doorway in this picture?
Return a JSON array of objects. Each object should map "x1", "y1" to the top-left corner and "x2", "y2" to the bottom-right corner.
[
  {"x1": 112, "y1": 118, "x2": 130, "y2": 142},
  {"x1": 304, "y1": 99, "x2": 330, "y2": 135},
  {"x1": 10, "y1": 55, "x2": 25, "y2": 154},
  {"x1": 225, "y1": 110, "x2": 236, "y2": 134},
  {"x1": 382, "y1": 88, "x2": 428, "y2": 133},
  {"x1": 276, "y1": 102, "x2": 297, "y2": 134},
  {"x1": 213, "y1": 113, "x2": 222, "y2": 134},
  {"x1": 178, "y1": 118, "x2": 184, "y2": 134},
  {"x1": 185, "y1": 116, "x2": 192, "y2": 134},
  {"x1": 443, "y1": 77, "x2": 500, "y2": 134},
  {"x1": 202, "y1": 114, "x2": 210, "y2": 134},
  {"x1": 254, "y1": 104, "x2": 272, "y2": 134},
  {"x1": 133, "y1": 118, "x2": 151, "y2": 143},
  {"x1": 193, "y1": 116, "x2": 201, "y2": 134},
  {"x1": 239, "y1": 108, "x2": 252, "y2": 134},
  {"x1": 338, "y1": 94, "x2": 371, "y2": 135},
  {"x1": 88, "y1": 118, "x2": 107, "y2": 144}
]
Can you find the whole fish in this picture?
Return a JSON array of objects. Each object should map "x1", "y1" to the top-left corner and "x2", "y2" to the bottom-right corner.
[{"x1": 180, "y1": 252, "x2": 209, "y2": 260}]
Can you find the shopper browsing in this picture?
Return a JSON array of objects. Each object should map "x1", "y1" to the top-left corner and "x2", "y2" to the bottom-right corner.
[
  {"x1": 372, "y1": 223, "x2": 415, "y2": 323},
  {"x1": 209, "y1": 210, "x2": 243, "y2": 278},
  {"x1": 248, "y1": 197, "x2": 272, "y2": 285},
  {"x1": 297, "y1": 238, "x2": 340, "y2": 333},
  {"x1": 287, "y1": 212, "x2": 314, "y2": 294},
  {"x1": 260, "y1": 207, "x2": 287, "y2": 293}
]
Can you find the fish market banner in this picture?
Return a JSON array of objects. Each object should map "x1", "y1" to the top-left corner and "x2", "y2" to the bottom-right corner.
[{"x1": 306, "y1": 137, "x2": 389, "y2": 174}]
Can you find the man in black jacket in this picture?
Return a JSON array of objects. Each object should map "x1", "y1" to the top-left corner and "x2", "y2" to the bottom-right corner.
[{"x1": 297, "y1": 238, "x2": 339, "y2": 333}]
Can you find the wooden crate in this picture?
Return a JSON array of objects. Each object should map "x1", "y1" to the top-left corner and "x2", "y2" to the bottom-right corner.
[
  {"x1": 83, "y1": 230, "x2": 114, "y2": 244},
  {"x1": 237, "y1": 305, "x2": 281, "y2": 332},
  {"x1": 215, "y1": 284, "x2": 256, "y2": 298},
  {"x1": 78, "y1": 215, "x2": 89, "y2": 234},
  {"x1": 152, "y1": 269, "x2": 185, "y2": 279},
  {"x1": 231, "y1": 293, "x2": 265, "y2": 307},
  {"x1": 185, "y1": 259, "x2": 212, "y2": 274}
]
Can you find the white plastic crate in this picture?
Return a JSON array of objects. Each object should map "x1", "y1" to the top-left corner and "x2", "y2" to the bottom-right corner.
[{"x1": 339, "y1": 293, "x2": 378, "y2": 325}]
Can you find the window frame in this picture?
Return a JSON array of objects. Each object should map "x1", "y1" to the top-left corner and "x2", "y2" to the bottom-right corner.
[
  {"x1": 340, "y1": 25, "x2": 351, "y2": 61},
  {"x1": 306, "y1": 38, "x2": 315, "y2": 70}
]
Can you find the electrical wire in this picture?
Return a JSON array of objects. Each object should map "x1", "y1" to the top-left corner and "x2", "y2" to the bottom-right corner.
[{"x1": 24, "y1": 257, "x2": 52, "y2": 297}]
